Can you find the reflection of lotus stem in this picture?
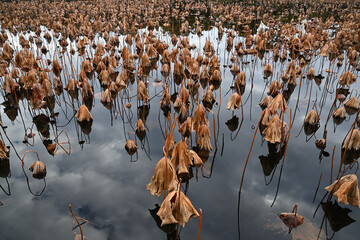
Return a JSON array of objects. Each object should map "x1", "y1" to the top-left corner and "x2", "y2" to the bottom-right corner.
[
  {"x1": 271, "y1": 108, "x2": 292, "y2": 207},
  {"x1": 330, "y1": 145, "x2": 335, "y2": 184},
  {"x1": 313, "y1": 172, "x2": 322, "y2": 203},
  {"x1": 238, "y1": 109, "x2": 264, "y2": 239},
  {"x1": 69, "y1": 204, "x2": 83, "y2": 240}
]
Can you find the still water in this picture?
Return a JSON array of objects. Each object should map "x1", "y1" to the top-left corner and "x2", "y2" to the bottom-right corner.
[{"x1": 0, "y1": 23, "x2": 359, "y2": 240}]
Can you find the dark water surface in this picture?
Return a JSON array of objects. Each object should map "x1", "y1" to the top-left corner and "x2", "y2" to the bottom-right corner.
[{"x1": 0, "y1": 25, "x2": 359, "y2": 240}]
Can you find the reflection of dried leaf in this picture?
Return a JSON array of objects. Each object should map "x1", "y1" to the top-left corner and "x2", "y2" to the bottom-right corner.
[
  {"x1": 0, "y1": 140, "x2": 9, "y2": 160},
  {"x1": 321, "y1": 201, "x2": 355, "y2": 232},
  {"x1": 157, "y1": 190, "x2": 199, "y2": 227},
  {"x1": 147, "y1": 157, "x2": 178, "y2": 196},
  {"x1": 325, "y1": 174, "x2": 360, "y2": 208},
  {"x1": 46, "y1": 142, "x2": 56, "y2": 156},
  {"x1": 149, "y1": 204, "x2": 177, "y2": 236},
  {"x1": 0, "y1": 158, "x2": 10, "y2": 178}
]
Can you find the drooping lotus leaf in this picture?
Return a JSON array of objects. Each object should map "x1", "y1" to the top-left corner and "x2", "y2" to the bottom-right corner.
[
  {"x1": 325, "y1": 174, "x2": 360, "y2": 208},
  {"x1": 147, "y1": 157, "x2": 178, "y2": 197},
  {"x1": 157, "y1": 190, "x2": 199, "y2": 227}
]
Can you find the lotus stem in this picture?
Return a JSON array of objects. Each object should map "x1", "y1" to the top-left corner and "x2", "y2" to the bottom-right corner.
[{"x1": 69, "y1": 204, "x2": 83, "y2": 240}]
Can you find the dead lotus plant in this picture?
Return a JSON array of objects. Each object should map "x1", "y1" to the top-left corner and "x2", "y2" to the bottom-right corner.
[
  {"x1": 147, "y1": 156, "x2": 178, "y2": 197},
  {"x1": 325, "y1": 174, "x2": 360, "y2": 208},
  {"x1": 157, "y1": 188, "x2": 199, "y2": 227}
]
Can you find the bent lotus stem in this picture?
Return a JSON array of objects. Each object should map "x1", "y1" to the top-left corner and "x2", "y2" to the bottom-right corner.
[
  {"x1": 54, "y1": 129, "x2": 71, "y2": 155},
  {"x1": 69, "y1": 204, "x2": 84, "y2": 240},
  {"x1": 292, "y1": 203, "x2": 298, "y2": 215},
  {"x1": 198, "y1": 208, "x2": 202, "y2": 240},
  {"x1": 238, "y1": 109, "x2": 264, "y2": 239},
  {"x1": 331, "y1": 145, "x2": 335, "y2": 184},
  {"x1": 312, "y1": 172, "x2": 323, "y2": 203}
]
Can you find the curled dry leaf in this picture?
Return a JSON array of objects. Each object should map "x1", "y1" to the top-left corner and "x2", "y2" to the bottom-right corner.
[
  {"x1": 259, "y1": 95, "x2": 273, "y2": 110},
  {"x1": 267, "y1": 94, "x2": 288, "y2": 115},
  {"x1": 338, "y1": 70, "x2": 356, "y2": 87},
  {"x1": 137, "y1": 80, "x2": 149, "y2": 102},
  {"x1": 171, "y1": 140, "x2": 193, "y2": 178},
  {"x1": 263, "y1": 63, "x2": 273, "y2": 77},
  {"x1": 189, "y1": 150, "x2": 203, "y2": 167},
  {"x1": 268, "y1": 79, "x2": 281, "y2": 97},
  {"x1": 197, "y1": 124, "x2": 212, "y2": 151},
  {"x1": 125, "y1": 139, "x2": 137, "y2": 156},
  {"x1": 135, "y1": 119, "x2": 146, "y2": 140},
  {"x1": 227, "y1": 92, "x2": 242, "y2": 111},
  {"x1": 342, "y1": 129, "x2": 360, "y2": 151},
  {"x1": 304, "y1": 109, "x2": 320, "y2": 126},
  {"x1": 29, "y1": 160, "x2": 47, "y2": 179},
  {"x1": 147, "y1": 157, "x2": 178, "y2": 197},
  {"x1": 179, "y1": 117, "x2": 192, "y2": 138},
  {"x1": 262, "y1": 114, "x2": 287, "y2": 144},
  {"x1": 160, "y1": 89, "x2": 171, "y2": 112},
  {"x1": 325, "y1": 174, "x2": 360, "y2": 208},
  {"x1": 344, "y1": 97, "x2": 359, "y2": 114},
  {"x1": 75, "y1": 105, "x2": 93, "y2": 122},
  {"x1": 278, "y1": 211, "x2": 304, "y2": 233},
  {"x1": 333, "y1": 107, "x2": 346, "y2": 121},
  {"x1": 157, "y1": 190, "x2": 199, "y2": 227},
  {"x1": 260, "y1": 108, "x2": 272, "y2": 127},
  {"x1": 192, "y1": 104, "x2": 206, "y2": 134},
  {"x1": 31, "y1": 83, "x2": 46, "y2": 109}
]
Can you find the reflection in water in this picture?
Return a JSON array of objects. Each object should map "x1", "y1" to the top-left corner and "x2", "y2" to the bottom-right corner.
[{"x1": 321, "y1": 201, "x2": 355, "y2": 233}]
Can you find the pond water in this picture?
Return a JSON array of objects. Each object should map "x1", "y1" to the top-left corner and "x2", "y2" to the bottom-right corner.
[{"x1": 0, "y1": 20, "x2": 360, "y2": 240}]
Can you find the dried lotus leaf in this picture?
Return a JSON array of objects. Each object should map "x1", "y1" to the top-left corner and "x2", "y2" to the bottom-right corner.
[
  {"x1": 147, "y1": 157, "x2": 178, "y2": 197},
  {"x1": 325, "y1": 174, "x2": 360, "y2": 208},
  {"x1": 157, "y1": 190, "x2": 199, "y2": 227}
]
